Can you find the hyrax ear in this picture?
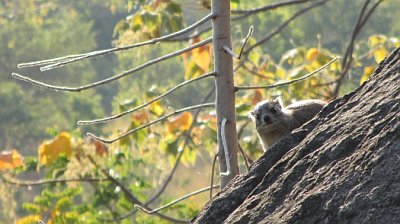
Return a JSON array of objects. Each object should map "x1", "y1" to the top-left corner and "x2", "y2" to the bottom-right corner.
[
  {"x1": 273, "y1": 97, "x2": 283, "y2": 109},
  {"x1": 248, "y1": 111, "x2": 256, "y2": 121}
]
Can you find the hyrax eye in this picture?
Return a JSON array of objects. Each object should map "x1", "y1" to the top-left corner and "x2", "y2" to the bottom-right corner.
[{"x1": 270, "y1": 107, "x2": 277, "y2": 113}]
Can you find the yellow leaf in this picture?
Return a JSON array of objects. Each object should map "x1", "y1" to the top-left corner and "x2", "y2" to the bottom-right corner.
[
  {"x1": 192, "y1": 44, "x2": 211, "y2": 71},
  {"x1": 16, "y1": 215, "x2": 41, "y2": 224},
  {"x1": 368, "y1": 35, "x2": 387, "y2": 47},
  {"x1": 306, "y1": 48, "x2": 319, "y2": 62},
  {"x1": 360, "y1": 66, "x2": 375, "y2": 84},
  {"x1": 151, "y1": 101, "x2": 164, "y2": 116},
  {"x1": 0, "y1": 149, "x2": 23, "y2": 170},
  {"x1": 38, "y1": 132, "x2": 72, "y2": 166},
  {"x1": 251, "y1": 89, "x2": 264, "y2": 105},
  {"x1": 182, "y1": 37, "x2": 211, "y2": 77},
  {"x1": 373, "y1": 47, "x2": 389, "y2": 63},
  {"x1": 166, "y1": 112, "x2": 193, "y2": 133}
]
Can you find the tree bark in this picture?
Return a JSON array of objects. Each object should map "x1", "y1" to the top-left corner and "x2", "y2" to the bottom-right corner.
[
  {"x1": 193, "y1": 48, "x2": 400, "y2": 223},
  {"x1": 212, "y1": 0, "x2": 239, "y2": 189}
]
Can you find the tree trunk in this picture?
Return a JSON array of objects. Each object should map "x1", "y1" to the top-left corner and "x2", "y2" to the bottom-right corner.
[
  {"x1": 193, "y1": 48, "x2": 400, "y2": 223},
  {"x1": 212, "y1": 0, "x2": 239, "y2": 189}
]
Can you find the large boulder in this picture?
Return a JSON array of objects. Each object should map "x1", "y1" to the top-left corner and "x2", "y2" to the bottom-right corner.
[{"x1": 193, "y1": 47, "x2": 400, "y2": 223}]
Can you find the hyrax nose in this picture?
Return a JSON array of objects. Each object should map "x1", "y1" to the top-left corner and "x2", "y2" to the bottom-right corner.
[{"x1": 263, "y1": 115, "x2": 271, "y2": 123}]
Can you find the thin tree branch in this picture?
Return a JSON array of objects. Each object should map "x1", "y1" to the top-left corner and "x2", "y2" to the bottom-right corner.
[
  {"x1": 12, "y1": 38, "x2": 212, "y2": 92},
  {"x1": 88, "y1": 103, "x2": 215, "y2": 144},
  {"x1": 231, "y1": 0, "x2": 313, "y2": 14},
  {"x1": 235, "y1": 57, "x2": 338, "y2": 91},
  {"x1": 238, "y1": 26, "x2": 254, "y2": 59},
  {"x1": 78, "y1": 72, "x2": 216, "y2": 125},
  {"x1": 237, "y1": 142, "x2": 250, "y2": 171},
  {"x1": 222, "y1": 26, "x2": 254, "y2": 60},
  {"x1": 210, "y1": 154, "x2": 219, "y2": 199},
  {"x1": 242, "y1": 0, "x2": 330, "y2": 55},
  {"x1": 100, "y1": 88, "x2": 216, "y2": 222},
  {"x1": 87, "y1": 155, "x2": 188, "y2": 223},
  {"x1": 167, "y1": 25, "x2": 213, "y2": 42},
  {"x1": 1, "y1": 175, "x2": 108, "y2": 187},
  {"x1": 333, "y1": 0, "x2": 383, "y2": 98},
  {"x1": 134, "y1": 185, "x2": 220, "y2": 214},
  {"x1": 240, "y1": 62, "x2": 275, "y2": 80},
  {"x1": 17, "y1": 13, "x2": 215, "y2": 69},
  {"x1": 219, "y1": 118, "x2": 231, "y2": 176}
]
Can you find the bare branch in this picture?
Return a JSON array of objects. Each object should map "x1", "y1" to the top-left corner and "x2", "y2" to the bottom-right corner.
[
  {"x1": 210, "y1": 154, "x2": 219, "y2": 199},
  {"x1": 238, "y1": 26, "x2": 254, "y2": 59},
  {"x1": 219, "y1": 118, "x2": 231, "y2": 177},
  {"x1": 78, "y1": 72, "x2": 216, "y2": 125},
  {"x1": 238, "y1": 143, "x2": 250, "y2": 172},
  {"x1": 243, "y1": 0, "x2": 330, "y2": 55},
  {"x1": 167, "y1": 25, "x2": 212, "y2": 42},
  {"x1": 17, "y1": 13, "x2": 215, "y2": 69},
  {"x1": 12, "y1": 37, "x2": 212, "y2": 92},
  {"x1": 87, "y1": 103, "x2": 215, "y2": 144},
  {"x1": 222, "y1": 26, "x2": 254, "y2": 60},
  {"x1": 134, "y1": 185, "x2": 220, "y2": 214},
  {"x1": 1, "y1": 175, "x2": 108, "y2": 187},
  {"x1": 235, "y1": 57, "x2": 338, "y2": 91},
  {"x1": 333, "y1": 0, "x2": 384, "y2": 98},
  {"x1": 231, "y1": 0, "x2": 313, "y2": 15}
]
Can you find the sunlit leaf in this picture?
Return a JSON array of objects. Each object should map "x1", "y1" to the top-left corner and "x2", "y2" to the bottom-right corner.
[
  {"x1": 0, "y1": 149, "x2": 23, "y2": 170},
  {"x1": 251, "y1": 89, "x2": 264, "y2": 105},
  {"x1": 166, "y1": 111, "x2": 193, "y2": 133},
  {"x1": 373, "y1": 47, "x2": 388, "y2": 63},
  {"x1": 306, "y1": 48, "x2": 319, "y2": 62},
  {"x1": 181, "y1": 144, "x2": 196, "y2": 166},
  {"x1": 360, "y1": 66, "x2": 375, "y2": 84},
  {"x1": 130, "y1": 14, "x2": 143, "y2": 31},
  {"x1": 141, "y1": 11, "x2": 159, "y2": 32},
  {"x1": 151, "y1": 101, "x2": 164, "y2": 116},
  {"x1": 38, "y1": 132, "x2": 72, "y2": 166},
  {"x1": 192, "y1": 44, "x2": 211, "y2": 72},
  {"x1": 184, "y1": 60, "x2": 204, "y2": 80},
  {"x1": 16, "y1": 215, "x2": 42, "y2": 224},
  {"x1": 368, "y1": 34, "x2": 387, "y2": 47}
]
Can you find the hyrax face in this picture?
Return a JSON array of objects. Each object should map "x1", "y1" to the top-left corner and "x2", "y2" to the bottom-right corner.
[{"x1": 250, "y1": 99, "x2": 285, "y2": 133}]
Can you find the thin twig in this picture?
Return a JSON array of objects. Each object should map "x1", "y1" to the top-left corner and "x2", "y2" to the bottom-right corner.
[
  {"x1": 134, "y1": 185, "x2": 219, "y2": 214},
  {"x1": 12, "y1": 38, "x2": 212, "y2": 92},
  {"x1": 1, "y1": 175, "x2": 108, "y2": 187},
  {"x1": 235, "y1": 57, "x2": 338, "y2": 91},
  {"x1": 237, "y1": 142, "x2": 250, "y2": 171},
  {"x1": 210, "y1": 154, "x2": 218, "y2": 199},
  {"x1": 238, "y1": 26, "x2": 254, "y2": 59},
  {"x1": 17, "y1": 13, "x2": 215, "y2": 69},
  {"x1": 219, "y1": 118, "x2": 231, "y2": 176},
  {"x1": 167, "y1": 25, "x2": 213, "y2": 42},
  {"x1": 333, "y1": 0, "x2": 383, "y2": 98},
  {"x1": 223, "y1": 26, "x2": 254, "y2": 60},
  {"x1": 231, "y1": 0, "x2": 313, "y2": 14},
  {"x1": 242, "y1": 0, "x2": 330, "y2": 55},
  {"x1": 78, "y1": 72, "x2": 216, "y2": 125},
  {"x1": 87, "y1": 103, "x2": 215, "y2": 144}
]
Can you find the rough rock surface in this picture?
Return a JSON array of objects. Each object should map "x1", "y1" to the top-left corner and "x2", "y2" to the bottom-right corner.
[{"x1": 192, "y1": 47, "x2": 400, "y2": 224}]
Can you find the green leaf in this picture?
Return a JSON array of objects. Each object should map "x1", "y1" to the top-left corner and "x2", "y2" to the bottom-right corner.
[
  {"x1": 165, "y1": 2, "x2": 182, "y2": 14},
  {"x1": 141, "y1": 11, "x2": 159, "y2": 32}
]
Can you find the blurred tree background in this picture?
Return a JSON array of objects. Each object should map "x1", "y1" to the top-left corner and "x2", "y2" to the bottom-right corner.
[{"x1": 0, "y1": 0, "x2": 398, "y2": 223}]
